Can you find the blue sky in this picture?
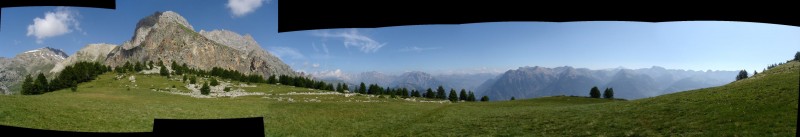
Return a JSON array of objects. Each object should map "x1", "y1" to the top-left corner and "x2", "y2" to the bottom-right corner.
[{"x1": 1, "y1": 0, "x2": 799, "y2": 75}]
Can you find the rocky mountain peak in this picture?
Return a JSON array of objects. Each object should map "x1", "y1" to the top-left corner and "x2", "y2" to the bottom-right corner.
[
  {"x1": 17, "y1": 47, "x2": 68, "y2": 61},
  {"x1": 126, "y1": 11, "x2": 194, "y2": 49},
  {"x1": 199, "y1": 29, "x2": 261, "y2": 54}
]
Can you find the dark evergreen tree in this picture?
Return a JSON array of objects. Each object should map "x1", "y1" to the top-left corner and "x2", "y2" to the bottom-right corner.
[
  {"x1": 795, "y1": 51, "x2": 800, "y2": 61},
  {"x1": 736, "y1": 70, "x2": 749, "y2": 81},
  {"x1": 603, "y1": 87, "x2": 614, "y2": 99},
  {"x1": 753, "y1": 70, "x2": 758, "y2": 76},
  {"x1": 267, "y1": 75, "x2": 277, "y2": 84},
  {"x1": 160, "y1": 65, "x2": 170, "y2": 76},
  {"x1": 425, "y1": 88, "x2": 435, "y2": 98},
  {"x1": 182, "y1": 75, "x2": 188, "y2": 82},
  {"x1": 210, "y1": 78, "x2": 219, "y2": 86},
  {"x1": 21, "y1": 75, "x2": 34, "y2": 95},
  {"x1": 511, "y1": 97, "x2": 515, "y2": 100},
  {"x1": 134, "y1": 61, "x2": 143, "y2": 72},
  {"x1": 436, "y1": 86, "x2": 446, "y2": 100},
  {"x1": 34, "y1": 73, "x2": 48, "y2": 94},
  {"x1": 343, "y1": 84, "x2": 350, "y2": 92},
  {"x1": 402, "y1": 88, "x2": 410, "y2": 98},
  {"x1": 459, "y1": 89, "x2": 467, "y2": 101},
  {"x1": 480, "y1": 96, "x2": 489, "y2": 102},
  {"x1": 590, "y1": 86, "x2": 601, "y2": 98},
  {"x1": 468, "y1": 91, "x2": 476, "y2": 102},
  {"x1": 200, "y1": 83, "x2": 210, "y2": 95},
  {"x1": 123, "y1": 61, "x2": 132, "y2": 72},
  {"x1": 359, "y1": 82, "x2": 367, "y2": 94},
  {"x1": 190, "y1": 75, "x2": 197, "y2": 84},
  {"x1": 449, "y1": 89, "x2": 458, "y2": 102}
]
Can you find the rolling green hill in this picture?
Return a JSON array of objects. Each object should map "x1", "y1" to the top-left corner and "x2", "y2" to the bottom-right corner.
[{"x1": 0, "y1": 61, "x2": 797, "y2": 136}]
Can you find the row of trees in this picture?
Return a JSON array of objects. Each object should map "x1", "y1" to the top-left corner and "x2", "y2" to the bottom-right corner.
[
  {"x1": 348, "y1": 83, "x2": 487, "y2": 102},
  {"x1": 22, "y1": 62, "x2": 111, "y2": 95},
  {"x1": 589, "y1": 86, "x2": 614, "y2": 99}
]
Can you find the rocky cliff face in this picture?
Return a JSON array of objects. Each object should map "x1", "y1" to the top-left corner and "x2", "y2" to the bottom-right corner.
[
  {"x1": 104, "y1": 11, "x2": 297, "y2": 77},
  {"x1": 0, "y1": 47, "x2": 68, "y2": 94}
]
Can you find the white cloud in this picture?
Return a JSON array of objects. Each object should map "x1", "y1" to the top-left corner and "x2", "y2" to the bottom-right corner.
[
  {"x1": 267, "y1": 46, "x2": 305, "y2": 60},
  {"x1": 26, "y1": 7, "x2": 80, "y2": 44},
  {"x1": 312, "y1": 63, "x2": 320, "y2": 68},
  {"x1": 227, "y1": 0, "x2": 268, "y2": 17},
  {"x1": 400, "y1": 46, "x2": 441, "y2": 52},
  {"x1": 310, "y1": 69, "x2": 352, "y2": 81},
  {"x1": 313, "y1": 29, "x2": 386, "y2": 53}
]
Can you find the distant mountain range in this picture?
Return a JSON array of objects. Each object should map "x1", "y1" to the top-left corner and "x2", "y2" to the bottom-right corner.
[
  {"x1": 476, "y1": 66, "x2": 737, "y2": 100},
  {"x1": 0, "y1": 11, "x2": 298, "y2": 95},
  {"x1": 313, "y1": 71, "x2": 499, "y2": 92}
]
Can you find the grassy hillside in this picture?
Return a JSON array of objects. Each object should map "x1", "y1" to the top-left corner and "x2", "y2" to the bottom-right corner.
[{"x1": 0, "y1": 61, "x2": 797, "y2": 136}]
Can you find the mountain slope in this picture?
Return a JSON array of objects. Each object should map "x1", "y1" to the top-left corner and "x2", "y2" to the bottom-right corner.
[
  {"x1": 0, "y1": 47, "x2": 68, "y2": 94},
  {"x1": 50, "y1": 43, "x2": 117, "y2": 73}
]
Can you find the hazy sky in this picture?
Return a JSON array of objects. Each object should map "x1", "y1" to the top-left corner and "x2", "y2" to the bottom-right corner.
[{"x1": 1, "y1": 0, "x2": 798, "y2": 75}]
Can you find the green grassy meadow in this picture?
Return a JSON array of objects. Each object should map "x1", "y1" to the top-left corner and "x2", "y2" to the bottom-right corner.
[{"x1": 0, "y1": 61, "x2": 797, "y2": 136}]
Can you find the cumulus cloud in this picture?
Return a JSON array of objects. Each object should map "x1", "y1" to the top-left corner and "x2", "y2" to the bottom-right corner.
[
  {"x1": 310, "y1": 69, "x2": 352, "y2": 80},
  {"x1": 227, "y1": 0, "x2": 269, "y2": 17},
  {"x1": 313, "y1": 29, "x2": 386, "y2": 53},
  {"x1": 26, "y1": 7, "x2": 80, "y2": 44},
  {"x1": 399, "y1": 46, "x2": 441, "y2": 52},
  {"x1": 267, "y1": 46, "x2": 305, "y2": 60}
]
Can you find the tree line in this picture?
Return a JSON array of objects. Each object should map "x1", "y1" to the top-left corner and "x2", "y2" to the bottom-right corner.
[
  {"x1": 21, "y1": 59, "x2": 492, "y2": 103},
  {"x1": 736, "y1": 51, "x2": 798, "y2": 81},
  {"x1": 22, "y1": 62, "x2": 111, "y2": 95}
]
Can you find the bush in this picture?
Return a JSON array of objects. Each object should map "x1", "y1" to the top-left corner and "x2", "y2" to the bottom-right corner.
[
  {"x1": 189, "y1": 76, "x2": 197, "y2": 84},
  {"x1": 70, "y1": 86, "x2": 77, "y2": 92},
  {"x1": 224, "y1": 87, "x2": 231, "y2": 92},
  {"x1": 200, "y1": 83, "x2": 210, "y2": 95},
  {"x1": 210, "y1": 78, "x2": 219, "y2": 86}
]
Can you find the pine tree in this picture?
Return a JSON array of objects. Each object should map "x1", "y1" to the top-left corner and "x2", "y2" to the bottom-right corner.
[
  {"x1": 402, "y1": 88, "x2": 410, "y2": 98},
  {"x1": 267, "y1": 75, "x2": 277, "y2": 84},
  {"x1": 753, "y1": 70, "x2": 758, "y2": 76},
  {"x1": 449, "y1": 89, "x2": 458, "y2": 102},
  {"x1": 21, "y1": 75, "x2": 34, "y2": 95},
  {"x1": 436, "y1": 86, "x2": 446, "y2": 100},
  {"x1": 35, "y1": 73, "x2": 49, "y2": 94},
  {"x1": 359, "y1": 82, "x2": 367, "y2": 94},
  {"x1": 200, "y1": 83, "x2": 210, "y2": 95},
  {"x1": 468, "y1": 91, "x2": 476, "y2": 102},
  {"x1": 603, "y1": 87, "x2": 614, "y2": 99},
  {"x1": 425, "y1": 88, "x2": 435, "y2": 98},
  {"x1": 480, "y1": 96, "x2": 489, "y2": 102},
  {"x1": 590, "y1": 86, "x2": 601, "y2": 98},
  {"x1": 795, "y1": 51, "x2": 800, "y2": 61},
  {"x1": 160, "y1": 65, "x2": 169, "y2": 76},
  {"x1": 736, "y1": 70, "x2": 749, "y2": 81},
  {"x1": 459, "y1": 89, "x2": 467, "y2": 101},
  {"x1": 182, "y1": 75, "x2": 188, "y2": 82},
  {"x1": 134, "y1": 61, "x2": 143, "y2": 72},
  {"x1": 511, "y1": 97, "x2": 515, "y2": 100},
  {"x1": 190, "y1": 76, "x2": 197, "y2": 84},
  {"x1": 343, "y1": 84, "x2": 350, "y2": 92},
  {"x1": 210, "y1": 78, "x2": 219, "y2": 86}
]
